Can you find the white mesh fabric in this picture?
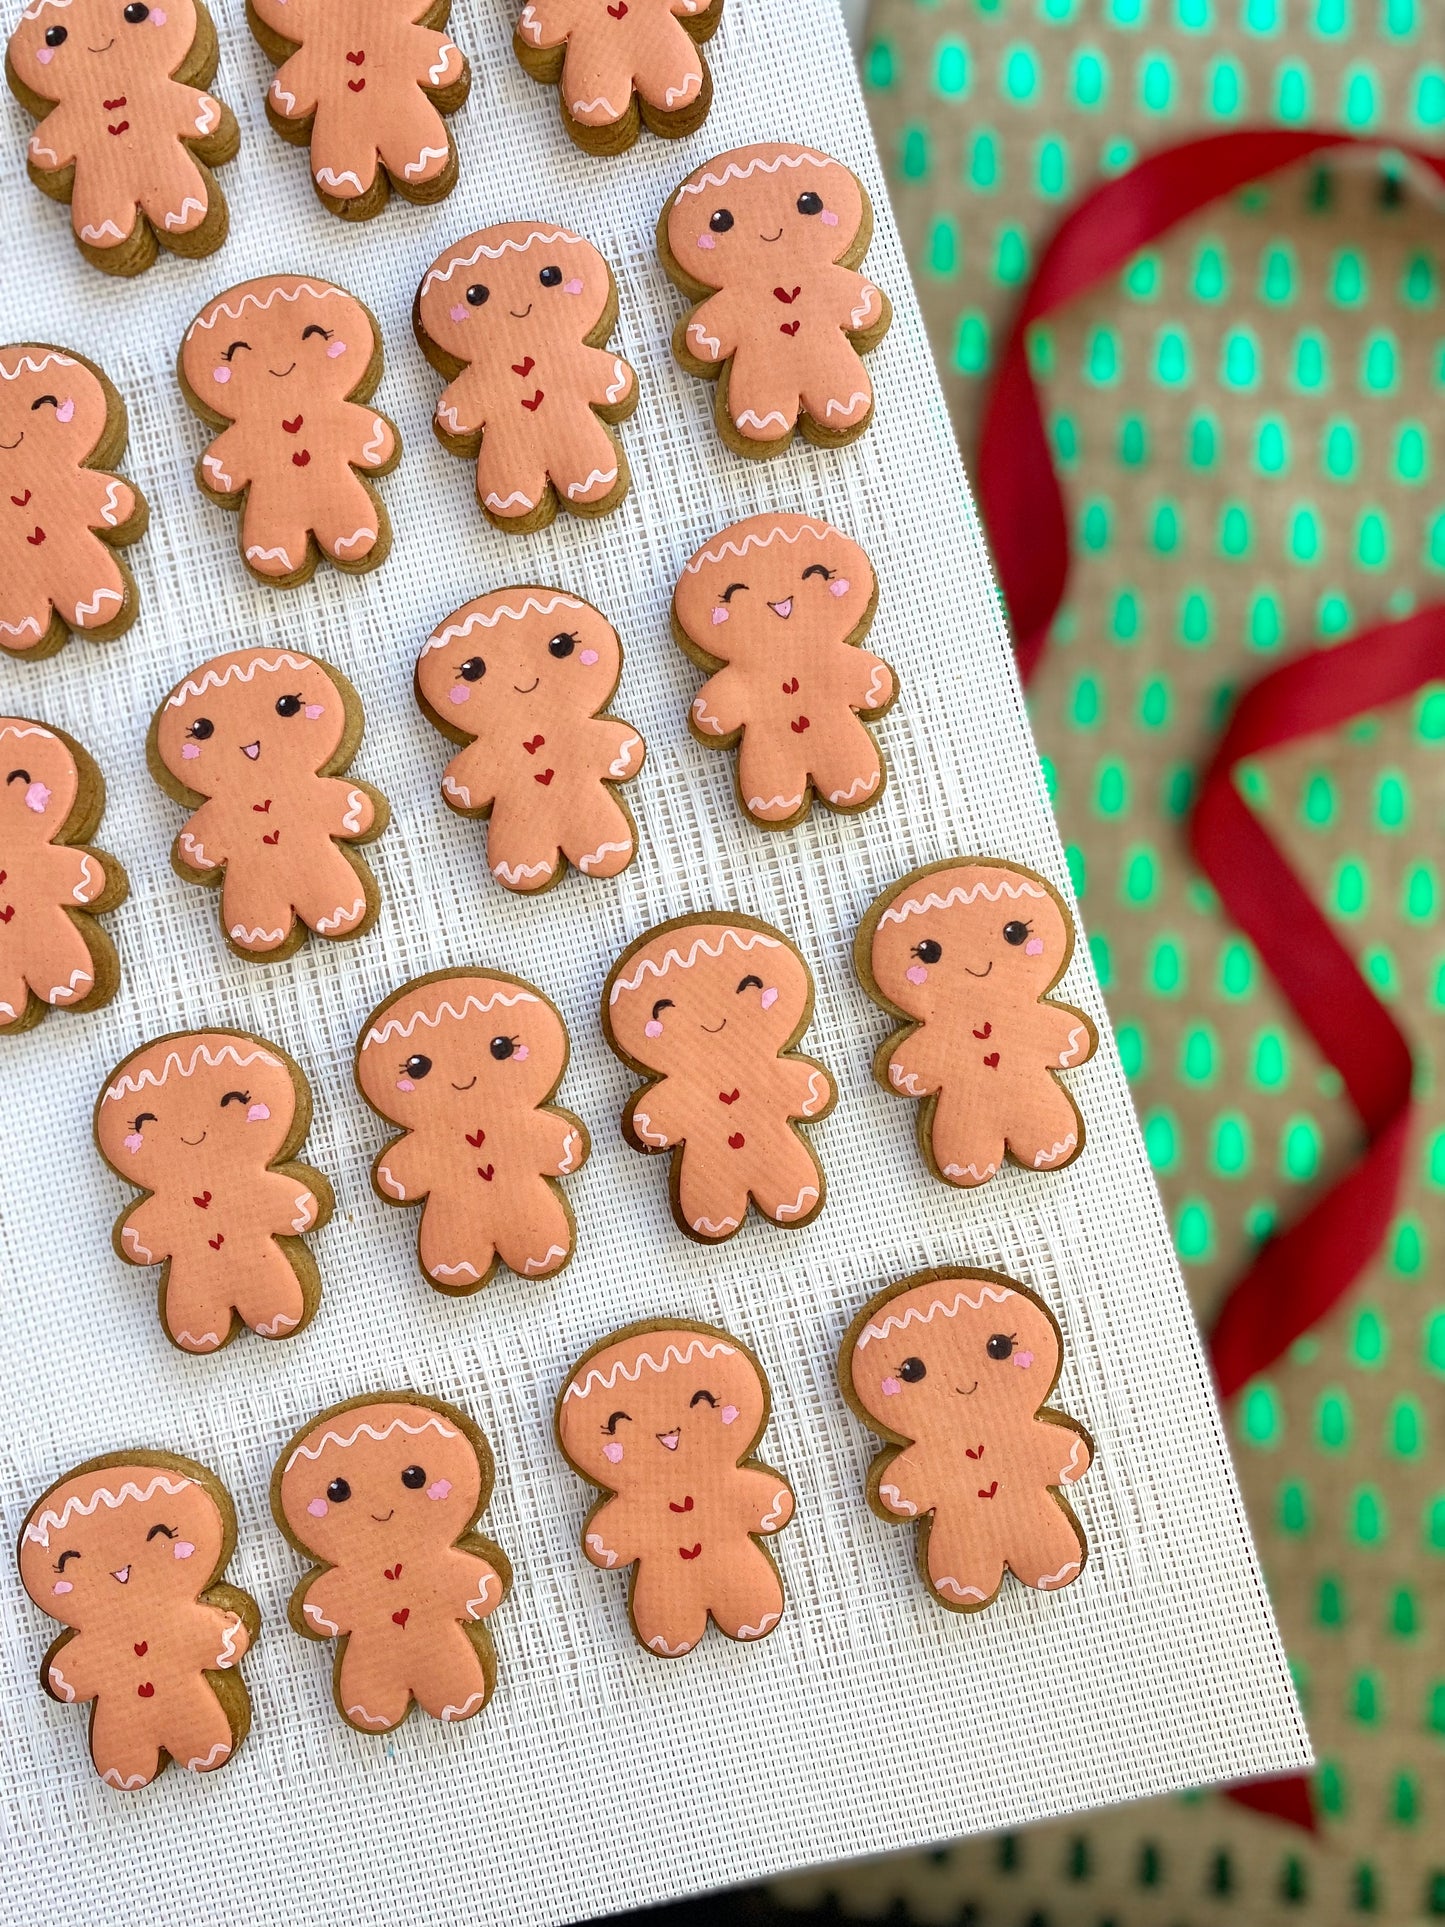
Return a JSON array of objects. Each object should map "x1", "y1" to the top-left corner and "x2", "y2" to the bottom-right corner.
[{"x1": 0, "y1": 2, "x2": 1306, "y2": 1922}]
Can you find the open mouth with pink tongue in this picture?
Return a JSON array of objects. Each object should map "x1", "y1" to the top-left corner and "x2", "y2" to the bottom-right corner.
[
  {"x1": 656, "y1": 1429, "x2": 681, "y2": 1452},
  {"x1": 241, "y1": 741, "x2": 261, "y2": 761},
  {"x1": 110, "y1": 1566, "x2": 130, "y2": 1584},
  {"x1": 767, "y1": 598, "x2": 793, "y2": 619}
]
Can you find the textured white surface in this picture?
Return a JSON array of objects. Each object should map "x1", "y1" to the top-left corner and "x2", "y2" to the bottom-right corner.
[{"x1": 0, "y1": 2, "x2": 1306, "y2": 1924}]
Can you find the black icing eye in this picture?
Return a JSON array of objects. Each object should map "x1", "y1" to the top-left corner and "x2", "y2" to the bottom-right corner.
[
  {"x1": 123, "y1": 2, "x2": 150, "y2": 21},
  {"x1": 986, "y1": 1333, "x2": 1015, "y2": 1361},
  {"x1": 1003, "y1": 921, "x2": 1030, "y2": 946},
  {"x1": 326, "y1": 1478, "x2": 351, "y2": 1503},
  {"x1": 275, "y1": 694, "x2": 303, "y2": 718},
  {"x1": 301, "y1": 325, "x2": 332, "y2": 342},
  {"x1": 465, "y1": 283, "x2": 489, "y2": 307},
  {"x1": 30, "y1": 395, "x2": 59, "y2": 411},
  {"x1": 797, "y1": 191, "x2": 824, "y2": 216},
  {"x1": 400, "y1": 1465, "x2": 426, "y2": 1490},
  {"x1": 914, "y1": 939, "x2": 942, "y2": 964},
  {"x1": 548, "y1": 633, "x2": 576, "y2": 659},
  {"x1": 187, "y1": 718, "x2": 214, "y2": 741},
  {"x1": 539, "y1": 265, "x2": 563, "y2": 288},
  {"x1": 459, "y1": 656, "x2": 486, "y2": 682},
  {"x1": 219, "y1": 1090, "x2": 249, "y2": 1107},
  {"x1": 709, "y1": 208, "x2": 734, "y2": 233},
  {"x1": 736, "y1": 974, "x2": 764, "y2": 994},
  {"x1": 7, "y1": 768, "x2": 30, "y2": 784},
  {"x1": 489, "y1": 1035, "x2": 515, "y2": 1060},
  {"x1": 899, "y1": 1357, "x2": 927, "y2": 1382},
  {"x1": 146, "y1": 1523, "x2": 176, "y2": 1541},
  {"x1": 403, "y1": 1054, "x2": 432, "y2": 1080},
  {"x1": 43, "y1": 23, "x2": 66, "y2": 44}
]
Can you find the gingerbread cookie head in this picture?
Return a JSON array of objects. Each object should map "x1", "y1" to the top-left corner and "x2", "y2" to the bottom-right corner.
[
  {"x1": 0, "y1": 346, "x2": 110, "y2": 469},
  {"x1": 153, "y1": 649, "x2": 350, "y2": 797},
  {"x1": 673, "y1": 512, "x2": 876, "y2": 662},
  {"x1": 19, "y1": 1458, "x2": 231, "y2": 1635},
  {"x1": 606, "y1": 919, "x2": 811, "y2": 1079},
  {"x1": 8, "y1": 0, "x2": 201, "y2": 108},
  {"x1": 181, "y1": 278, "x2": 377, "y2": 423},
  {"x1": 356, "y1": 971, "x2": 569, "y2": 1134},
  {"x1": 95, "y1": 1032, "x2": 300, "y2": 1190},
  {"x1": 557, "y1": 1324, "x2": 770, "y2": 1494},
  {"x1": 277, "y1": 1399, "x2": 487, "y2": 1571},
  {"x1": 416, "y1": 224, "x2": 614, "y2": 365},
  {"x1": 415, "y1": 589, "x2": 622, "y2": 730},
  {"x1": 865, "y1": 862, "x2": 1074, "y2": 1027},
  {"x1": 845, "y1": 1273, "x2": 1064, "y2": 1440},
  {"x1": 1, "y1": 719, "x2": 82, "y2": 842},
  {"x1": 665, "y1": 144, "x2": 868, "y2": 293}
]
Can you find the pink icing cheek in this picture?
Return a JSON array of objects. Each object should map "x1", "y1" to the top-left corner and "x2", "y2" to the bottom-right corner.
[
  {"x1": 1014, "y1": 1351, "x2": 1035, "y2": 1370},
  {"x1": 578, "y1": 649, "x2": 598, "y2": 665},
  {"x1": 512, "y1": 1043, "x2": 529, "y2": 1062},
  {"x1": 449, "y1": 685, "x2": 471, "y2": 705},
  {"x1": 711, "y1": 607, "x2": 729, "y2": 625},
  {"x1": 305, "y1": 704, "x2": 324, "y2": 720},
  {"x1": 449, "y1": 303, "x2": 469, "y2": 322},
  {"x1": 306, "y1": 1498, "x2": 328, "y2": 1518},
  {"x1": 719, "y1": 1404, "x2": 739, "y2": 1426},
  {"x1": 55, "y1": 398, "x2": 74, "y2": 423},
  {"x1": 52, "y1": 1579, "x2": 73, "y2": 1594},
  {"x1": 427, "y1": 1479, "x2": 452, "y2": 1501},
  {"x1": 246, "y1": 1103, "x2": 270, "y2": 1123},
  {"x1": 880, "y1": 1376, "x2": 902, "y2": 1397},
  {"x1": 35, "y1": 45, "x2": 55, "y2": 63},
  {"x1": 151, "y1": 7, "x2": 167, "y2": 21},
  {"x1": 905, "y1": 964, "x2": 928, "y2": 986},
  {"x1": 644, "y1": 1019, "x2": 663, "y2": 1039},
  {"x1": 325, "y1": 340, "x2": 348, "y2": 358},
  {"x1": 122, "y1": 1132, "x2": 144, "y2": 1154},
  {"x1": 24, "y1": 781, "x2": 51, "y2": 813},
  {"x1": 760, "y1": 986, "x2": 779, "y2": 1010},
  {"x1": 828, "y1": 578, "x2": 850, "y2": 597},
  {"x1": 1025, "y1": 938, "x2": 1045, "y2": 956},
  {"x1": 396, "y1": 1077, "x2": 415, "y2": 1093},
  {"x1": 696, "y1": 233, "x2": 716, "y2": 250},
  {"x1": 212, "y1": 366, "x2": 231, "y2": 384},
  {"x1": 181, "y1": 742, "x2": 202, "y2": 760},
  {"x1": 820, "y1": 209, "x2": 840, "y2": 228},
  {"x1": 173, "y1": 1540, "x2": 194, "y2": 1558},
  {"x1": 602, "y1": 1442, "x2": 623, "y2": 1464},
  {"x1": 563, "y1": 278, "x2": 584, "y2": 295}
]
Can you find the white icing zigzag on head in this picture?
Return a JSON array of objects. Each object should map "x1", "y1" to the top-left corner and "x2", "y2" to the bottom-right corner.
[
  {"x1": 285, "y1": 1414, "x2": 457, "y2": 1470},
  {"x1": 877, "y1": 877, "x2": 1048, "y2": 926},
  {"x1": 421, "y1": 594, "x2": 585, "y2": 656},
  {"x1": 187, "y1": 282, "x2": 350, "y2": 338},
  {"x1": 0, "y1": 349, "x2": 77, "y2": 381},
  {"x1": 0, "y1": 722, "x2": 59, "y2": 746},
  {"x1": 564, "y1": 1339, "x2": 737, "y2": 1402},
  {"x1": 609, "y1": 927, "x2": 781, "y2": 1002},
  {"x1": 683, "y1": 521, "x2": 831, "y2": 574},
  {"x1": 24, "y1": 1475, "x2": 196, "y2": 1547},
  {"x1": 165, "y1": 652, "x2": 316, "y2": 709},
  {"x1": 677, "y1": 149, "x2": 836, "y2": 199},
  {"x1": 422, "y1": 230, "x2": 586, "y2": 292},
  {"x1": 362, "y1": 988, "x2": 539, "y2": 1050},
  {"x1": 103, "y1": 1041, "x2": 283, "y2": 1104},
  {"x1": 856, "y1": 1284, "x2": 1017, "y2": 1349}
]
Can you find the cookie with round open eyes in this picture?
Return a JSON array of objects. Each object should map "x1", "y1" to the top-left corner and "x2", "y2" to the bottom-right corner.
[
  {"x1": 17, "y1": 1449, "x2": 259, "y2": 1788},
  {"x1": 840, "y1": 1269, "x2": 1093, "y2": 1613},
  {"x1": 95, "y1": 1027, "x2": 334, "y2": 1355},
  {"x1": 179, "y1": 276, "x2": 401, "y2": 588},
  {"x1": 414, "y1": 222, "x2": 638, "y2": 534},
  {"x1": 602, "y1": 912, "x2": 836, "y2": 1244},
  {"x1": 355, "y1": 968, "x2": 589, "y2": 1294},
  {"x1": 0, "y1": 343, "x2": 149, "y2": 660},
  {"x1": 147, "y1": 647, "x2": 390, "y2": 963},
  {"x1": 248, "y1": 0, "x2": 472, "y2": 221},
  {"x1": 272, "y1": 1393, "x2": 511, "y2": 1734},
  {"x1": 672, "y1": 511, "x2": 895, "y2": 828},
  {"x1": 556, "y1": 1318, "x2": 794, "y2": 1657},
  {"x1": 415, "y1": 585, "x2": 645, "y2": 893},
  {"x1": 513, "y1": 0, "x2": 723, "y2": 157},
  {"x1": 5, "y1": 0, "x2": 240, "y2": 277},
  {"x1": 657, "y1": 141, "x2": 892, "y2": 459},
  {"x1": 0, "y1": 715, "x2": 127, "y2": 1035},
  {"x1": 854, "y1": 856, "x2": 1097, "y2": 1189}
]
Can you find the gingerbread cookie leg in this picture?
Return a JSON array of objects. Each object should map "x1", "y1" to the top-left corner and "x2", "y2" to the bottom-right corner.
[
  {"x1": 735, "y1": 729, "x2": 807, "y2": 826},
  {"x1": 707, "y1": 1539, "x2": 785, "y2": 1641}
]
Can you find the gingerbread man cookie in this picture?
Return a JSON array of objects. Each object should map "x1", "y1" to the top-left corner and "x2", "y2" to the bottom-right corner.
[
  {"x1": 356, "y1": 969, "x2": 588, "y2": 1294},
  {"x1": 273, "y1": 1394, "x2": 511, "y2": 1733},
  {"x1": 856, "y1": 858, "x2": 1097, "y2": 1188},
  {"x1": 148, "y1": 647, "x2": 389, "y2": 962},
  {"x1": 415, "y1": 222, "x2": 638, "y2": 533},
  {"x1": 1, "y1": 344, "x2": 148, "y2": 659},
  {"x1": 557, "y1": 1320, "x2": 794, "y2": 1657},
  {"x1": 603, "y1": 914, "x2": 835, "y2": 1243},
  {"x1": 514, "y1": 0, "x2": 722, "y2": 155},
  {"x1": 841, "y1": 1269, "x2": 1093, "y2": 1612},
  {"x1": 673, "y1": 512, "x2": 896, "y2": 827},
  {"x1": 5, "y1": 0, "x2": 239, "y2": 277},
  {"x1": 180, "y1": 276, "x2": 400, "y2": 588},
  {"x1": 18, "y1": 1450, "x2": 258, "y2": 1787},
  {"x1": 95, "y1": 1029, "x2": 333, "y2": 1354},
  {"x1": 659, "y1": 142, "x2": 891, "y2": 458},
  {"x1": 249, "y1": 0, "x2": 471, "y2": 219},
  {"x1": 0, "y1": 717, "x2": 127, "y2": 1035},
  {"x1": 416, "y1": 587, "x2": 645, "y2": 893}
]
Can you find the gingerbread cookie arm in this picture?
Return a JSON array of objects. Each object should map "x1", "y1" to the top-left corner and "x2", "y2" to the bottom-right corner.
[
  {"x1": 440, "y1": 741, "x2": 501, "y2": 816},
  {"x1": 867, "y1": 1443, "x2": 937, "y2": 1522},
  {"x1": 1038, "y1": 1000, "x2": 1098, "y2": 1071},
  {"x1": 113, "y1": 1193, "x2": 173, "y2": 1269},
  {"x1": 197, "y1": 425, "x2": 252, "y2": 502},
  {"x1": 433, "y1": 370, "x2": 487, "y2": 446},
  {"x1": 622, "y1": 1078, "x2": 688, "y2": 1152},
  {"x1": 42, "y1": 1628, "x2": 100, "y2": 1706},
  {"x1": 675, "y1": 291, "x2": 742, "y2": 372},
  {"x1": 23, "y1": 99, "x2": 80, "y2": 175},
  {"x1": 735, "y1": 1465, "x2": 794, "y2": 1535},
  {"x1": 581, "y1": 1495, "x2": 642, "y2": 1572},
  {"x1": 689, "y1": 667, "x2": 748, "y2": 742},
  {"x1": 839, "y1": 266, "x2": 891, "y2": 345},
  {"x1": 320, "y1": 775, "x2": 383, "y2": 843},
  {"x1": 1033, "y1": 1412, "x2": 1095, "y2": 1491},
  {"x1": 264, "y1": 44, "x2": 322, "y2": 127},
  {"x1": 289, "y1": 1563, "x2": 356, "y2": 1642},
  {"x1": 342, "y1": 402, "x2": 401, "y2": 477},
  {"x1": 173, "y1": 800, "x2": 228, "y2": 877},
  {"x1": 594, "y1": 716, "x2": 646, "y2": 782},
  {"x1": 372, "y1": 1131, "x2": 432, "y2": 1206},
  {"x1": 584, "y1": 346, "x2": 637, "y2": 416},
  {"x1": 527, "y1": 1107, "x2": 589, "y2": 1179},
  {"x1": 443, "y1": 1543, "x2": 508, "y2": 1622},
  {"x1": 845, "y1": 648, "x2": 898, "y2": 718},
  {"x1": 876, "y1": 1026, "x2": 940, "y2": 1102},
  {"x1": 776, "y1": 1053, "x2": 836, "y2": 1124}
]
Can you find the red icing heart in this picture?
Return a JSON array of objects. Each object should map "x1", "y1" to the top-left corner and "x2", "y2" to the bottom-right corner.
[
  {"x1": 718, "y1": 1089, "x2": 739, "y2": 1104},
  {"x1": 0, "y1": 906, "x2": 12, "y2": 924},
  {"x1": 282, "y1": 415, "x2": 303, "y2": 434},
  {"x1": 781, "y1": 677, "x2": 799, "y2": 694},
  {"x1": 521, "y1": 390, "x2": 545, "y2": 412},
  {"x1": 773, "y1": 286, "x2": 801, "y2": 304},
  {"x1": 534, "y1": 768, "x2": 554, "y2": 786},
  {"x1": 983, "y1": 1051, "x2": 1000, "y2": 1069},
  {"x1": 107, "y1": 120, "x2": 130, "y2": 136},
  {"x1": 345, "y1": 49, "x2": 365, "y2": 63},
  {"x1": 523, "y1": 735, "x2": 545, "y2": 754},
  {"x1": 511, "y1": 357, "x2": 535, "y2": 379},
  {"x1": 136, "y1": 1682, "x2": 154, "y2": 1697},
  {"x1": 466, "y1": 1128, "x2": 485, "y2": 1147},
  {"x1": 209, "y1": 1234, "x2": 224, "y2": 1250},
  {"x1": 348, "y1": 77, "x2": 365, "y2": 91},
  {"x1": 779, "y1": 320, "x2": 800, "y2": 337},
  {"x1": 133, "y1": 1641, "x2": 147, "y2": 1656},
  {"x1": 669, "y1": 1496, "x2": 694, "y2": 1513},
  {"x1": 607, "y1": 1, "x2": 628, "y2": 14},
  {"x1": 103, "y1": 96, "x2": 126, "y2": 110},
  {"x1": 790, "y1": 715, "x2": 810, "y2": 734},
  {"x1": 727, "y1": 1132, "x2": 745, "y2": 1150},
  {"x1": 10, "y1": 490, "x2": 31, "y2": 507},
  {"x1": 252, "y1": 799, "x2": 271, "y2": 813},
  {"x1": 477, "y1": 1164, "x2": 495, "y2": 1181},
  {"x1": 262, "y1": 829, "x2": 281, "y2": 845},
  {"x1": 965, "y1": 1445, "x2": 984, "y2": 1461},
  {"x1": 292, "y1": 449, "x2": 311, "y2": 467},
  {"x1": 391, "y1": 1608, "x2": 409, "y2": 1627},
  {"x1": 384, "y1": 1564, "x2": 402, "y2": 1581},
  {"x1": 977, "y1": 1481, "x2": 999, "y2": 1499},
  {"x1": 26, "y1": 527, "x2": 45, "y2": 546},
  {"x1": 972, "y1": 1022, "x2": 992, "y2": 1039},
  {"x1": 193, "y1": 1191, "x2": 212, "y2": 1209},
  {"x1": 678, "y1": 1543, "x2": 701, "y2": 1560}
]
